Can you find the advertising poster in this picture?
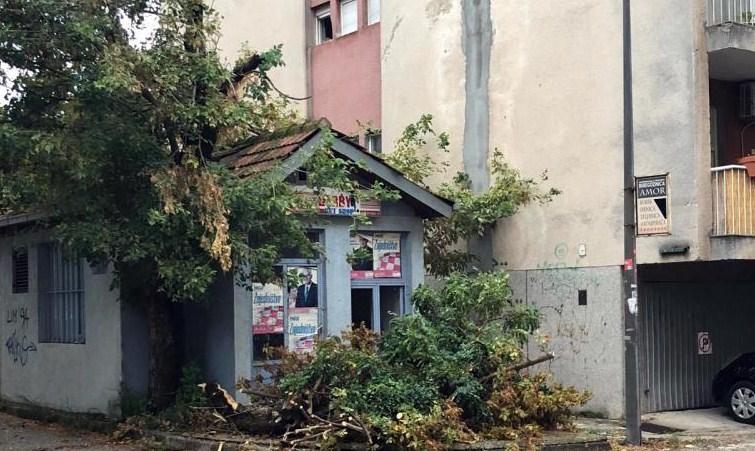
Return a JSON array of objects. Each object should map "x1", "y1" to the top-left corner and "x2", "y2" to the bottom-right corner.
[
  {"x1": 252, "y1": 283, "x2": 284, "y2": 335},
  {"x1": 287, "y1": 308, "x2": 319, "y2": 354},
  {"x1": 350, "y1": 233, "x2": 401, "y2": 279},
  {"x1": 636, "y1": 175, "x2": 670, "y2": 235}
]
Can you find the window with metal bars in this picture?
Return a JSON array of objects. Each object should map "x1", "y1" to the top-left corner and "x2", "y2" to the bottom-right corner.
[
  {"x1": 38, "y1": 244, "x2": 85, "y2": 344},
  {"x1": 12, "y1": 247, "x2": 29, "y2": 294}
]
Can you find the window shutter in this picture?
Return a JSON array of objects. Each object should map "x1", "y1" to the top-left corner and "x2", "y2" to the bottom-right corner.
[
  {"x1": 340, "y1": 0, "x2": 358, "y2": 35},
  {"x1": 12, "y1": 247, "x2": 29, "y2": 294},
  {"x1": 368, "y1": 0, "x2": 380, "y2": 25}
]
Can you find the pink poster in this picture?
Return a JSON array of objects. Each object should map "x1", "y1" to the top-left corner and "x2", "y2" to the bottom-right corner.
[{"x1": 252, "y1": 283, "x2": 284, "y2": 335}]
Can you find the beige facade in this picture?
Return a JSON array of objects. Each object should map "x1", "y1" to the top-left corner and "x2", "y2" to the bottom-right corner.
[
  {"x1": 214, "y1": 0, "x2": 310, "y2": 118},
  {"x1": 215, "y1": 0, "x2": 755, "y2": 418}
]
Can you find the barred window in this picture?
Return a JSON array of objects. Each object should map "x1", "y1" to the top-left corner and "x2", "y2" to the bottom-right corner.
[
  {"x1": 12, "y1": 247, "x2": 29, "y2": 294},
  {"x1": 38, "y1": 244, "x2": 85, "y2": 344}
]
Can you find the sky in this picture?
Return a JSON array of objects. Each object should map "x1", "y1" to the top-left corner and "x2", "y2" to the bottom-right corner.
[{"x1": 0, "y1": 11, "x2": 158, "y2": 106}]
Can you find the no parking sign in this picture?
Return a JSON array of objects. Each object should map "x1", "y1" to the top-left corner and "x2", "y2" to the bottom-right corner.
[{"x1": 697, "y1": 332, "x2": 712, "y2": 355}]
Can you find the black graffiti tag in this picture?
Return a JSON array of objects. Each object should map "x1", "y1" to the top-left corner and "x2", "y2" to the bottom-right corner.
[
  {"x1": 5, "y1": 330, "x2": 37, "y2": 366},
  {"x1": 5, "y1": 307, "x2": 30, "y2": 329}
]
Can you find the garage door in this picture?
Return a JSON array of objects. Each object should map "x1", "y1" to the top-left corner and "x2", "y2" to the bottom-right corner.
[{"x1": 640, "y1": 282, "x2": 755, "y2": 412}]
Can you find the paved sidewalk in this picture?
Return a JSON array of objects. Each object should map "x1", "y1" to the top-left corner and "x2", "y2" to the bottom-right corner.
[
  {"x1": 0, "y1": 411, "x2": 138, "y2": 451},
  {"x1": 575, "y1": 408, "x2": 755, "y2": 450}
]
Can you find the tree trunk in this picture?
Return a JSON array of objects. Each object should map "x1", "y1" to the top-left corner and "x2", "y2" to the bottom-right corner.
[{"x1": 147, "y1": 291, "x2": 181, "y2": 410}]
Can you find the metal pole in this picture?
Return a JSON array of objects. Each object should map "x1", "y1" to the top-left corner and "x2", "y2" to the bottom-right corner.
[{"x1": 622, "y1": 0, "x2": 642, "y2": 445}]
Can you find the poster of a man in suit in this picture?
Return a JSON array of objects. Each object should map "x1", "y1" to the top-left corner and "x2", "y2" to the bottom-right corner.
[{"x1": 294, "y1": 268, "x2": 318, "y2": 308}]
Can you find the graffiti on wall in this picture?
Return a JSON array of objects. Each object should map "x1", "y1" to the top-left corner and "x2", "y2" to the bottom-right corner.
[{"x1": 5, "y1": 306, "x2": 36, "y2": 366}]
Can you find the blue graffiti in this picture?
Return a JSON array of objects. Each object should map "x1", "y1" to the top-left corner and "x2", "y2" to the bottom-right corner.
[{"x1": 5, "y1": 330, "x2": 37, "y2": 366}]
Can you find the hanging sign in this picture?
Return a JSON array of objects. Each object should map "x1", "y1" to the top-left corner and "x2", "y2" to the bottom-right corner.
[
  {"x1": 636, "y1": 175, "x2": 670, "y2": 235},
  {"x1": 252, "y1": 283, "x2": 285, "y2": 335}
]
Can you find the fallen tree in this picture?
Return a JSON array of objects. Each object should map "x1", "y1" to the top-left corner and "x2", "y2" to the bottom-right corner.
[{"x1": 213, "y1": 271, "x2": 591, "y2": 450}]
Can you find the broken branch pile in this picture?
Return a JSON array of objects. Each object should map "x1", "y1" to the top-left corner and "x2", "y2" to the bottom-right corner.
[{"x1": 206, "y1": 273, "x2": 589, "y2": 450}]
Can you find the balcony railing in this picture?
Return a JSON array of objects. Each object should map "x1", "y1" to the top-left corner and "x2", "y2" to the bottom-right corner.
[
  {"x1": 707, "y1": 0, "x2": 755, "y2": 26},
  {"x1": 712, "y1": 165, "x2": 755, "y2": 236}
]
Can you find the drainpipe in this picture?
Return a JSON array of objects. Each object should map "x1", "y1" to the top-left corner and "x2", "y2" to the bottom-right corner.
[{"x1": 622, "y1": 0, "x2": 642, "y2": 445}]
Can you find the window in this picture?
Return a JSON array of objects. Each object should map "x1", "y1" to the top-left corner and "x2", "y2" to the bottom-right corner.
[
  {"x1": 340, "y1": 0, "x2": 358, "y2": 35},
  {"x1": 12, "y1": 247, "x2": 29, "y2": 294},
  {"x1": 252, "y1": 264, "x2": 322, "y2": 361},
  {"x1": 367, "y1": 0, "x2": 380, "y2": 25},
  {"x1": 315, "y1": 5, "x2": 333, "y2": 44},
  {"x1": 366, "y1": 132, "x2": 382, "y2": 154},
  {"x1": 38, "y1": 244, "x2": 85, "y2": 344}
]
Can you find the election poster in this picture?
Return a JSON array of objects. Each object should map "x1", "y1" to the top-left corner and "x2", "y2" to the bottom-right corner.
[
  {"x1": 350, "y1": 233, "x2": 401, "y2": 279},
  {"x1": 252, "y1": 282, "x2": 285, "y2": 335},
  {"x1": 287, "y1": 308, "x2": 319, "y2": 354},
  {"x1": 287, "y1": 267, "x2": 319, "y2": 309}
]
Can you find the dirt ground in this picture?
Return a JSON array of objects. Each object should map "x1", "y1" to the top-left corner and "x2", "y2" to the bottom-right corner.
[{"x1": 0, "y1": 412, "x2": 139, "y2": 451}]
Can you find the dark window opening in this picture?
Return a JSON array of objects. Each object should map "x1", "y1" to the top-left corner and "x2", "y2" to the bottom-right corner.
[
  {"x1": 281, "y1": 231, "x2": 322, "y2": 259},
  {"x1": 379, "y1": 286, "x2": 401, "y2": 332},
  {"x1": 366, "y1": 133, "x2": 382, "y2": 154},
  {"x1": 315, "y1": 7, "x2": 333, "y2": 44},
  {"x1": 351, "y1": 288, "x2": 373, "y2": 330},
  {"x1": 253, "y1": 333, "x2": 285, "y2": 361}
]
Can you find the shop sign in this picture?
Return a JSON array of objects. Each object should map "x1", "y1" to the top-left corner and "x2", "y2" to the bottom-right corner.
[
  {"x1": 350, "y1": 233, "x2": 401, "y2": 279},
  {"x1": 316, "y1": 192, "x2": 380, "y2": 217},
  {"x1": 636, "y1": 175, "x2": 670, "y2": 235},
  {"x1": 252, "y1": 283, "x2": 284, "y2": 335}
]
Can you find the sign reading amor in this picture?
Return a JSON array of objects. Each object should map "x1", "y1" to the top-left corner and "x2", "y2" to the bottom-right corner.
[{"x1": 636, "y1": 175, "x2": 669, "y2": 236}]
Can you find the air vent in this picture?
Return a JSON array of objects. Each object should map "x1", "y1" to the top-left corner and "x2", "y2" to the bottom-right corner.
[{"x1": 12, "y1": 247, "x2": 29, "y2": 293}]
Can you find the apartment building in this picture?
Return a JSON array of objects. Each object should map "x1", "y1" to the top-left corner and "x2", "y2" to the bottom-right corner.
[{"x1": 215, "y1": 0, "x2": 755, "y2": 418}]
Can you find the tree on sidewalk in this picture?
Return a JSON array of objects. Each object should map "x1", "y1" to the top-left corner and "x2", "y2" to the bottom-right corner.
[{"x1": 0, "y1": 0, "x2": 343, "y2": 408}]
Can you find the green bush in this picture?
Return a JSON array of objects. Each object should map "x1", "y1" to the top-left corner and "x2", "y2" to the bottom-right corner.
[{"x1": 276, "y1": 271, "x2": 589, "y2": 449}]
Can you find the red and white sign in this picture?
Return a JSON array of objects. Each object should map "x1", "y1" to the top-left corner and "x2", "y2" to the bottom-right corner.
[
  {"x1": 316, "y1": 192, "x2": 380, "y2": 217},
  {"x1": 351, "y1": 233, "x2": 401, "y2": 279},
  {"x1": 252, "y1": 283, "x2": 285, "y2": 335}
]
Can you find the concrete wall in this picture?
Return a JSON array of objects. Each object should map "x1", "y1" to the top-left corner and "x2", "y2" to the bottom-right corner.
[
  {"x1": 214, "y1": 0, "x2": 310, "y2": 117},
  {"x1": 633, "y1": 0, "x2": 713, "y2": 265},
  {"x1": 381, "y1": 0, "x2": 465, "y2": 188},
  {"x1": 509, "y1": 266, "x2": 624, "y2": 418},
  {"x1": 0, "y1": 230, "x2": 122, "y2": 415}
]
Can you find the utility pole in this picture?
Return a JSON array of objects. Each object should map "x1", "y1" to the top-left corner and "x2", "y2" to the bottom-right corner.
[{"x1": 622, "y1": 0, "x2": 642, "y2": 445}]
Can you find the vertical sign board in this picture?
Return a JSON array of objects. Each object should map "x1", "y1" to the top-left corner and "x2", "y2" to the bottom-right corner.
[
  {"x1": 698, "y1": 332, "x2": 712, "y2": 355},
  {"x1": 252, "y1": 283, "x2": 285, "y2": 335},
  {"x1": 636, "y1": 175, "x2": 670, "y2": 235}
]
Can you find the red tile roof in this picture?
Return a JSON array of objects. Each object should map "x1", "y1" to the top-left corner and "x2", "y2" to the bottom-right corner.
[{"x1": 216, "y1": 120, "x2": 328, "y2": 178}]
